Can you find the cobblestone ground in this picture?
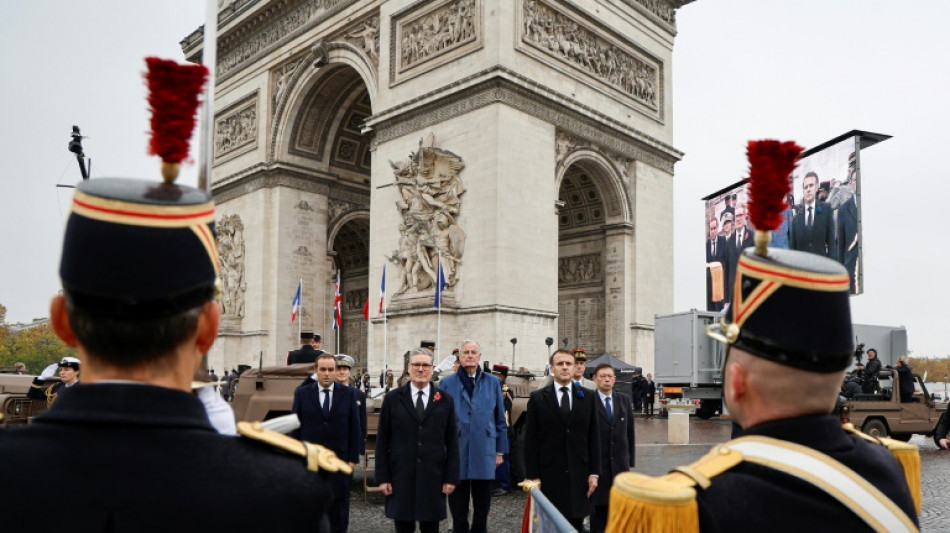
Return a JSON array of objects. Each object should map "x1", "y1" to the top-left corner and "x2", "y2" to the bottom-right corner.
[{"x1": 348, "y1": 417, "x2": 950, "y2": 532}]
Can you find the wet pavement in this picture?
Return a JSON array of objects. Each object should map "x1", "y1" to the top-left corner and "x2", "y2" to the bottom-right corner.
[{"x1": 348, "y1": 416, "x2": 950, "y2": 532}]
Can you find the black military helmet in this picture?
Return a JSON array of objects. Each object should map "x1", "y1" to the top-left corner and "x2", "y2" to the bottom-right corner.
[
  {"x1": 710, "y1": 247, "x2": 853, "y2": 373},
  {"x1": 59, "y1": 178, "x2": 217, "y2": 318}
]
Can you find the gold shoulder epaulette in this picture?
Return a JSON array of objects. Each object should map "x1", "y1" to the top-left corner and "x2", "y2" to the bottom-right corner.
[
  {"x1": 605, "y1": 444, "x2": 744, "y2": 533},
  {"x1": 843, "y1": 423, "x2": 921, "y2": 513},
  {"x1": 237, "y1": 421, "x2": 353, "y2": 475}
]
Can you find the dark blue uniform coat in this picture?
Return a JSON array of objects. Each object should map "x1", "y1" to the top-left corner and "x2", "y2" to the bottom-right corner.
[
  {"x1": 696, "y1": 415, "x2": 918, "y2": 532},
  {"x1": 0, "y1": 383, "x2": 332, "y2": 532},
  {"x1": 375, "y1": 383, "x2": 460, "y2": 523}
]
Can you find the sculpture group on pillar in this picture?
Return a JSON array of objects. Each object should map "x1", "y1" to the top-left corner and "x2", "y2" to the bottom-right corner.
[
  {"x1": 388, "y1": 136, "x2": 467, "y2": 297},
  {"x1": 217, "y1": 214, "x2": 247, "y2": 318}
]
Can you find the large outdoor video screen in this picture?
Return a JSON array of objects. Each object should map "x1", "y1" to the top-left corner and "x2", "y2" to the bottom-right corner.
[{"x1": 703, "y1": 133, "x2": 874, "y2": 311}]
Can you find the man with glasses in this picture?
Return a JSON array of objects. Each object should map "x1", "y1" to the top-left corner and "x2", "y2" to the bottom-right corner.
[
  {"x1": 292, "y1": 353, "x2": 361, "y2": 532},
  {"x1": 439, "y1": 340, "x2": 509, "y2": 533},
  {"x1": 376, "y1": 348, "x2": 459, "y2": 533}
]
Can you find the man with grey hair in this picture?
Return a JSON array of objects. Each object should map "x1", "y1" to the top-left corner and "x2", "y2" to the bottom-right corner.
[
  {"x1": 376, "y1": 348, "x2": 459, "y2": 533},
  {"x1": 439, "y1": 340, "x2": 508, "y2": 533}
]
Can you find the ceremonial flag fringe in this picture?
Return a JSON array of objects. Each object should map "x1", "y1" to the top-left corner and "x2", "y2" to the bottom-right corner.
[{"x1": 290, "y1": 280, "x2": 302, "y2": 323}]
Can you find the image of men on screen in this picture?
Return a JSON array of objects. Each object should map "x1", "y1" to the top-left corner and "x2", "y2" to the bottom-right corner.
[
  {"x1": 790, "y1": 172, "x2": 834, "y2": 258},
  {"x1": 831, "y1": 163, "x2": 860, "y2": 292},
  {"x1": 706, "y1": 218, "x2": 726, "y2": 311}
]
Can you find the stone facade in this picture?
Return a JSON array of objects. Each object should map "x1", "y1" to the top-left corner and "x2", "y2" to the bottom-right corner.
[{"x1": 185, "y1": 0, "x2": 686, "y2": 376}]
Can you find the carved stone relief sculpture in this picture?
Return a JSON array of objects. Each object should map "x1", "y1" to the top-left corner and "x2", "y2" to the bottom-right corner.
[
  {"x1": 214, "y1": 95, "x2": 258, "y2": 160},
  {"x1": 522, "y1": 0, "x2": 660, "y2": 110},
  {"x1": 342, "y1": 16, "x2": 380, "y2": 67},
  {"x1": 217, "y1": 214, "x2": 247, "y2": 318},
  {"x1": 386, "y1": 136, "x2": 466, "y2": 297},
  {"x1": 272, "y1": 58, "x2": 307, "y2": 112},
  {"x1": 392, "y1": 0, "x2": 480, "y2": 83},
  {"x1": 558, "y1": 254, "x2": 603, "y2": 285}
]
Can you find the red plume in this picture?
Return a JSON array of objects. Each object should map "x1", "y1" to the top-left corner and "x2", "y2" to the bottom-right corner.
[
  {"x1": 145, "y1": 57, "x2": 208, "y2": 165},
  {"x1": 746, "y1": 140, "x2": 804, "y2": 231}
]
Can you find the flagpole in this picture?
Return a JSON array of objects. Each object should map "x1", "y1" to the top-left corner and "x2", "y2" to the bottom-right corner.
[
  {"x1": 382, "y1": 265, "x2": 388, "y2": 379},
  {"x1": 298, "y1": 277, "x2": 302, "y2": 342},
  {"x1": 437, "y1": 250, "x2": 442, "y2": 362},
  {"x1": 336, "y1": 271, "x2": 341, "y2": 354}
]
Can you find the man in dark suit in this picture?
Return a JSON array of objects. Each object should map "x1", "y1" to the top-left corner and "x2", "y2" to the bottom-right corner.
[
  {"x1": 292, "y1": 353, "x2": 361, "y2": 532},
  {"x1": 335, "y1": 354, "x2": 368, "y2": 457},
  {"x1": 705, "y1": 217, "x2": 727, "y2": 311},
  {"x1": 790, "y1": 172, "x2": 834, "y2": 257},
  {"x1": 288, "y1": 332, "x2": 324, "y2": 364},
  {"x1": 376, "y1": 348, "x2": 460, "y2": 533},
  {"x1": 0, "y1": 169, "x2": 336, "y2": 531},
  {"x1": 524, "y1": 348, "x2": 601, "y2": 531},
  {"x1": 590, "y1": 364, "x2": 635, "y2": 533},
  {"x1": 836, "y1": 170, "x2": 859, "y2": 292}
]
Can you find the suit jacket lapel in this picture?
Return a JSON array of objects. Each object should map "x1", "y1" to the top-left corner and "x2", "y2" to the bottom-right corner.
[
  {"x1": 420, "y1": 383, "x2": 438, "y2": 423},
  {"x1": 329, "y1": 383, "x2": 344, "y2": 417}
]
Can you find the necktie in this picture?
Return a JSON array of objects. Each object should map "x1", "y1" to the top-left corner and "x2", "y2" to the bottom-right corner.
[
  {"x1": 416, "y1": 390, "x2": 425, "y2": 418},
  {"x1": 807, "y1": 206, "x2": 813, "y2": 227},
  {"x1": 560, "y1": 386, "x2": 571, "y2": 416},
  {"x1": 322, "y1": 388, "x2": 331, "y2": 417},
  {"x1": 712, "y1": 241, "x2": 716, "y2": 255},
  {"x1": 606, "y1": 396, "x2": 613, "y2": 422}
]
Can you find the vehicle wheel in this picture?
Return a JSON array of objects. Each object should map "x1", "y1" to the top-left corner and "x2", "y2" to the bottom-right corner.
[
  {"x1": 862, "y1": 419, "x2": 888, "y2": 438},
  {"x1": 889, "y1": 433, "x2": 912, "y2": 442},
  {"x1": 695, "y1": 407, "x2": 713, "y2": 420}
]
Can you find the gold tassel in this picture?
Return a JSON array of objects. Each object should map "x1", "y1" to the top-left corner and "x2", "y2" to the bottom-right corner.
[
  {"x1": 882, "y1": 439, "x2": 921, "y2": 514},
  {"x1": 843, "y1": 424, "x2": 921, "y2": 514},
  {"x1": 606, "y1": 473, "x2": 699, "y2": 533}
]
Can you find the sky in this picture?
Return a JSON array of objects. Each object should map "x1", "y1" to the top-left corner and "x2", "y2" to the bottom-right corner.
[{"x1": 1, "y1": 1, "x2": 948, "y2": 356}]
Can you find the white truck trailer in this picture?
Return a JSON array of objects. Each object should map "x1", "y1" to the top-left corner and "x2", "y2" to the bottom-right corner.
[{"x1": 654, "y1": 309, "x2": 908, "y2": 419}]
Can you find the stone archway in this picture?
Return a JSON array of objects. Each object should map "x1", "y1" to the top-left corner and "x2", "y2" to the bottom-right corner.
[
  {"x1": 330, "y1": 215, "x2": 370, "y2": 366},
  {"x1": 556, "y1": 156, "x2": 631, "y2": 356}
]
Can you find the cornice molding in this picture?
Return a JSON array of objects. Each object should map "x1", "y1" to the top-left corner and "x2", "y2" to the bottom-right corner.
[{"x1": 365, "y1": 66, "x2": 682, "y2": 173}]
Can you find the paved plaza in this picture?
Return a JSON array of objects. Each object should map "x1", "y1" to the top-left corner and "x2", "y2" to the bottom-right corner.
[{"x1": 348, "y1": 417, "x2": 950, "y2": 532}]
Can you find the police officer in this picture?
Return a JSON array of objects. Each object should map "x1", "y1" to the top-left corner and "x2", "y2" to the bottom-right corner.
[
  {"x1": 608, "y1": 145, "x2": 919, "y2": 533},
  {"x1": 0, "y1": 58, "x2": 344, "y2": 532}
]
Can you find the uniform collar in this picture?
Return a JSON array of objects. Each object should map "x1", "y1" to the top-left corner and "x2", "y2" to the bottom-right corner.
[{"x1": 34, "y1": 382, "x2": 214, "y2": 431}]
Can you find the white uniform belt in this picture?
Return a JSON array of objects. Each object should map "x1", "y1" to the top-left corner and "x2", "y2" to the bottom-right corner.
[{"x1": 724, "y1": 436, "x2": 917, "y2": 533}]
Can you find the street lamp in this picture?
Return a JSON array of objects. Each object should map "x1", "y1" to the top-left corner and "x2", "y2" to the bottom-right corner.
[{"x1": 510, "y1": 337, "x2": 517, "y2": 369}]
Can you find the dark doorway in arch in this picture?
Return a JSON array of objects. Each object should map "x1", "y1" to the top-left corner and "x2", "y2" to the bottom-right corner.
[
  {"x1": 557, "y1": 164, "x2": 607, "y2": 354},
  {"x1": 332, "y1": 218, "x2": 369, "y2": 367}
]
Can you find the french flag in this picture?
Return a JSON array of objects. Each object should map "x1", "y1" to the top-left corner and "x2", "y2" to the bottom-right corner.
[
  {"x1": 290, "y1": 280, "x2": 302, "y2": 322},
  {"x1": 434, "y1": 257, "x2": 447, "y2": 309},
  {"x1": 379, "y1": 264, "x2": 387, "y2": 314}
]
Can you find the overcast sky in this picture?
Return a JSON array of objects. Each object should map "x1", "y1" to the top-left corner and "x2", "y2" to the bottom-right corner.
[{"x1": 2, "y1": 1, "x2": 948, "y2": 356}]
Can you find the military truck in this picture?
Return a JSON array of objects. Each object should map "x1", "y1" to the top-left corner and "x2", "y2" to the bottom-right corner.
[
  {"x1": 0, "y1": 373, "x2": 50, "y2": 428},
  {"x1": 839, "y1": 369, "x2": 947, "y2": 441}
]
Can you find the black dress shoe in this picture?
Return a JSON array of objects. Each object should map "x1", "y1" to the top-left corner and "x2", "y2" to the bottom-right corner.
[{"x1": 491, "y1": 488, "x2": 509, "y2": 497}]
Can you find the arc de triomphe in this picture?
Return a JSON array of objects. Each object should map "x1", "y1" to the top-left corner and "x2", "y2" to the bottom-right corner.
[{"x1": 184, "y1": 0, "x2": 689, "y2": 375}]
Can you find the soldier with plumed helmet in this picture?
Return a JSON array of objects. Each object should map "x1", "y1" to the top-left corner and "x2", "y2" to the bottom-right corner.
[
  {"x1": 0, "y1": 57, "x2": 346, "y2": 532},
  {"x1": 607, "y1": 140, "x2": 919, "y2": 533}
]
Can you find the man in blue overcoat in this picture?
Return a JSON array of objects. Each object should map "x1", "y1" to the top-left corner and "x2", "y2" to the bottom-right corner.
[{"x1": 439, "y1": 339, "x2": 509, "y2": 533}]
